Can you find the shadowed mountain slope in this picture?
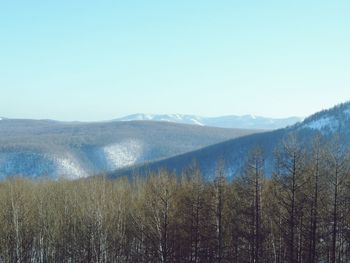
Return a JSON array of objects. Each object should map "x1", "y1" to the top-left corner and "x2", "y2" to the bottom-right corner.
[
  {"x1": 0, "y1": 119, "x2": 259, "y2": 178},
  {"x1": 111, "y1": 102, "x2": 350, "y2": 180}
]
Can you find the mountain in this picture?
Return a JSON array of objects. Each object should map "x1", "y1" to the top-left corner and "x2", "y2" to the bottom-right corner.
[
  {"x1": 0, "y1": 119, "x2": 259, "y2": 179},
  {"x1": 116, "y1": 114, "x2": 206, "y2": 126},
  {"x1": 115, "y1": 114, "x2": 302, "y2": 130},
  {"x1": 111, "y1": 102, "x2": 350, "y2": 180}
]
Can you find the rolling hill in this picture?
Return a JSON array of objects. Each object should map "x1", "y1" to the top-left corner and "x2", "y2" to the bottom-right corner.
[{"x1": 0, "y1": 119, "x2": 260, "y2": 178}]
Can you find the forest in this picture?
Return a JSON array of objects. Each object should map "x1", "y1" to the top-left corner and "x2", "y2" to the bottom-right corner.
[{"x1": 1, "y1": 134, "x2": 350, "y2": 263}]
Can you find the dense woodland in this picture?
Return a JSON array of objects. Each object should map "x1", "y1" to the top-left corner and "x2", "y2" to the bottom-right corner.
[{"x1": 1, "y1": 134, "x2": 350, "y2": 262}]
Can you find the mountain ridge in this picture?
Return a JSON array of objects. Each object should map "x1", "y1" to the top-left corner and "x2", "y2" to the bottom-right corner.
[
  {"x1": 115, "y1": 113, "x2": 302, "y2": 130},
  {"x1": 0, "y1": 119, "x2": 260, "y2": 179},
  {"x1": 111, "y1": 102, "x2": 350, "y2": 180}
]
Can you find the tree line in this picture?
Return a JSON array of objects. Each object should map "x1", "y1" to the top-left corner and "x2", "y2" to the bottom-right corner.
[{"x1": 1, "y1": 134, "x2": 350, "y2": 262}]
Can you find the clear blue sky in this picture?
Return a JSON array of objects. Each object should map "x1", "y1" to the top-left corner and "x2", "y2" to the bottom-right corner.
[{"x1": 1, "y1": 1, "x2": 349, "y2": 121}]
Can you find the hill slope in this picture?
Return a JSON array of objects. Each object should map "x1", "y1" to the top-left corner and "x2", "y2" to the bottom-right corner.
[
  {"x1": 112, "y1": 102, "x2": 350, "y2": 179},
  {"x1": 0, "y1": 119, "x2": 259, "y2": 178}
]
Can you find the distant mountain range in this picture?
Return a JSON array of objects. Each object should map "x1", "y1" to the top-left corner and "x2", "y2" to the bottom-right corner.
[
  {"x1": 0, "y1": 119, "x2": 258, "y2": 178},
  {"x1": 112, "y1": 102, "x2": 350, "y2": 180},
  {"x1": 115, "y1": 114, "x2": 303, "y2": 130},
  {"x1": 1, "y1": 103, "x2": 349, "y2": 180}
]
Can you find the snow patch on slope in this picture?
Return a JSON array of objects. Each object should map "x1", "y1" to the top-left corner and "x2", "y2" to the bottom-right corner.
[
  {"x1": 174, "y1": 114, "x2": 182, "y2": 120},
  {"x1": 142, "y1": 114, "x2": 152, "y2": 120},
  {"x1": 103, "y1": 140, "x2": 143, "y2": 169},
  {"x1": 190, "y1": 118, "x2": 204, "y2": 126},
  {"x1": 305, "y1": 117, "x2": 332, "y2": 130},
  {"x1": 52, "y1": 155, "x2": 88, "y2": 179},
  {"x1": 303, "y1": 116, "x2": 338, "y2": 131}
]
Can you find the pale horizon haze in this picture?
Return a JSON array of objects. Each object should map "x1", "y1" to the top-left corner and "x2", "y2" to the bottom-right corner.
[{"x1": 1, "y1": 1, "x2": 350, "y2": 121}]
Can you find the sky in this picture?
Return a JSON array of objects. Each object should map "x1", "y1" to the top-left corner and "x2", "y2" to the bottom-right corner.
[{"x1": 1, "y1": 1, "x2": 350, "y2": 121}]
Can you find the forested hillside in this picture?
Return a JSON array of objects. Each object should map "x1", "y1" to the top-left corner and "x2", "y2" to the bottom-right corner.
[
  {"x1": 1, "y1": 134, "x2": 349, "y2": 263},
  {"x1": 113, "y1": 102, "x2": 350, "y2": 179},
  {"x1": 0, "y1": 119, "x2": 257, "y2": 178}
]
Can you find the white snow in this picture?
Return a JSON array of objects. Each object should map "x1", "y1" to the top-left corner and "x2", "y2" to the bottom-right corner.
[
  {"x1": 174, "y1": 114, "x2": 182, "y2": 120},
  {"x1": 124, "y1": 114, "x2": 153, "y2": 121},
  {"x1": 52, "y1": 155, "x2": 88, "y2": 179},
  {"x1": 117, "y1": 114, "x2": 302, "y2": 129},
  {"x1": 304, "y1": 116, "x2": 338, "y2": 131},
  {"x1": 190, "y1": 118, "x2": 204, "y2": 126},
  {"x1": 103, "y1": 139, "x2": 143, "y2": 169},
  {"x1": 143, "y1": 114, "x2": 153, "y2": 120}
]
